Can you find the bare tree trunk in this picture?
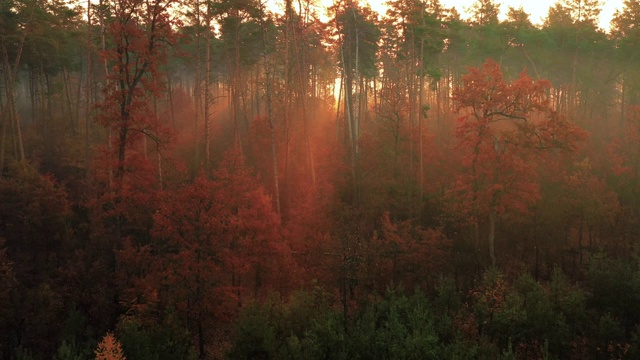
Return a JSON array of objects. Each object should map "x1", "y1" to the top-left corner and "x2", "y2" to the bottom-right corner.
[
  {"x1": 99, "y1": 0, "x2": 112, "y2": 191},
  {"x1": 194, "y1": 0, "x2": 202, "y2": 169},
  {"x1": 167, "y1": 74, "x2": 176, "y2": 130},
  {"x1": 418, "y1": 38, "x2": 425, "y2": 203},
  {"x1": 0, "y1": 96, "x2": 6, "y2": 170},
  {"x1": 621, "y1": 76, "x2": 626, "y2": 130},
  {"x1": 260, "y1": 0, "x2": 281, "y2": 216},
  {"x1": 341, "y1": 45, "x2": 357, "y2": 204},
  {"x1": 62, "y1": 66, "x2": 76, "y2": 137},
  {"x1": 204, "y1": 2, "x2": 212, "y2": 171},
  {"x1": 335, "y1": 74, "x2": 343, "y2": 142},
  {"x1": 153, "y1": 97, "x2": 163, "y2": 188},
  {"x1": 292, "y1": 9, "x2": 316, "y2": 187},
  {"x1": 407, "y1": 62, "x2": 414, "y2": 180},
  {"x1": 1, "y1": 42, "x2": 26, "y2": 165},
  {"x1": 489, "y1": 206, "x2": 496, "y2": 267},
  {"x1": 1, "y1": 0, "x2": 35, "y2": 166},
  {"x1": 266, "y1": 77, "x2": 280, "y2": 215},
  {"x1": 85, "y1": 0, "x2": 92, "y2": 169},
  {"x1": 230, "y1": 20, "x2": 244, "y2": 156},
  {"x1": 283, "y1": 0, "x2": 292, "y2": 218},
  {"x1": 42, "y1": 65, "x2": 51, "y2": 150},
  {"x1": 353, "y1": 14, "x2": 359, "y2": 160}
]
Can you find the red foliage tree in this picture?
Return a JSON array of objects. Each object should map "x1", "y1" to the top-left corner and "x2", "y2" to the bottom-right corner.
[
  {"x1": 96, "y1": 0, "x2": 177, "y2": 180},
  {"x1": 117, "y1": 150, "x2": 290, "y2": 358},
  {"x1": 368, "y1": 212, "x2": 451, "y2": 291},
  {"x1": 93, "y1": 0, "x2": 178, "y2": 243},
  {"x1": 451, "y1": 59, "x2": 585, "y2": 266}
]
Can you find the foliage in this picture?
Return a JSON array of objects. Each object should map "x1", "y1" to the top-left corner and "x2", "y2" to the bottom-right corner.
[
  {"x1": 229, "y1": 288, "x2": 442, "y2": 360},
  {"x1": 115, "y1": 318, "x2": 195, "y2": 360},
  {"x1": 450, "y1": 59, "x2": 585, "y2": 265},
  {"x1": 6, "y1": 0, "x2": 640, "y2": 358},
  {"x1": 95, "y1": 332, "x2": 125, "y2": 360}
]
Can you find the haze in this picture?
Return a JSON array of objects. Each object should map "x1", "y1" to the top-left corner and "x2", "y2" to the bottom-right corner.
[{"x1": 3, "y1": 0, "x2": 640, "y2": 358}]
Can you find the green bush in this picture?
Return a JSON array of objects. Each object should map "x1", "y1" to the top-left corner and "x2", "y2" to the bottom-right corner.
[
  {"x1": 230, "y1": 288, "x2": 444, "y2": 360},
  {"x1": 116, "y1": 317, "x2": 195, "y2": 360}
]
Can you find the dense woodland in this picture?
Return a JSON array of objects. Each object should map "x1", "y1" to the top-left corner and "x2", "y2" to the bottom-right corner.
[{"x1": 2, "y1": 0, "x2": 640, "y2": 358}]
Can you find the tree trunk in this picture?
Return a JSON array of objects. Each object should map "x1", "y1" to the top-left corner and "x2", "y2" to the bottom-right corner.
[
  {"x1": 418, "y1": 37, "x2": 425, "y2": 204},
  {"x1": 489, "y1": 206, "x2": 497, "y2": 267},
  {"x1": 99, "y1": 0, "x2": 112, "y2": 191},
  {"x1": 292, "y1": 10, "x2": 316, "y2": 187},
  {"x1": 0, "y1": 96, "x2": 6, "y2": 170},
  {"x1": 85, "y1": 0, "x2": 92, "y2": 169},
  {"x1": 260, "y1": 5, "x2": 281, "y2": 216},
  {"x1": 194, "y1": 0, "x2": 202, "y2": 170},
  {"x1": 204, "y1": 2, "x2": 212, "y2": 171},
  {"x1": 335, "y1": 74, "x2": 343, "y2": 142},
  {"x1": 1, "y1": 42, "x2": 26, "y2": 164},
  {"x1": 341, "y1": 45, "x2": 357, "y2": 204},
  {"x1": 167, "y1": 74, "x2": 176, "y2": 130},
  {"x1": 62, "y1": 66, "x2": 76, "y2": 137}
]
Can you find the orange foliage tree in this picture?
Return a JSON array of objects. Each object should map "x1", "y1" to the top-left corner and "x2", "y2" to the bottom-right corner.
[
  {"x1": 95, "y1": 332, "x2": 126, "y2": 360},
  {"x1": 451, "y1": 59, "x2": 585, "y2": 266}
]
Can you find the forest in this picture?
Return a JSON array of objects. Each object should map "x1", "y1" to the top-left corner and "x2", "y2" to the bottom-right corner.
[{"x1": 1, "y1": 0, "x2": 640, "y2": 358}]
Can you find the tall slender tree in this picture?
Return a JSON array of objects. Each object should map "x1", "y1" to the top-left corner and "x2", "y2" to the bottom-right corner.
[{"x1": 331, "y1": 0, "x2": 380, "y2": 204}]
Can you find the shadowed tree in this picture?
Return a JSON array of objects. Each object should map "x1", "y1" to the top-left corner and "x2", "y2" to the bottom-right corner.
[
  {"x1": 612, "y1": 0, "x2": 640, "y2": 127},
  {"x1": 330, "y1": 0, "x2": 380, "y2": 205}
]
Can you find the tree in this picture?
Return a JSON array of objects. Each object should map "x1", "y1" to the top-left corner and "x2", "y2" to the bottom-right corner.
[
  {"x1": 331, "y1": 1, "x2": 380, "y2": 204},
  {"x1": 94, "y1": 0, "x2": 177, "y2": 241},
  {"x1": 95, "y1": 332, "x2": 126, "y2": 360},
  {"x1": 612, "y1": 0, "x2": 640, "y2": 127},
  {"x1": 451, "y1": 59, "x2": 585, "y2": 266},
  {"x1": 469, "y1": 0, "x2": 500, "y2": 26},
  {"x1": 384, "y1": 0, "x2": 445, "y2": 204},
  {"x1": 20, "y1": 0, "x2": 86, "y2": 168},
  {"x1": 96, "y1": 0, "x2": 176, "y2": 184},
  {"x1": 213, "y1": 0, "x2": 263, "y2": 155},
  {"x1": 467, "y1": 0, "x2": 508, "y2": 66},
  {"x1": 369, "y1": 212, "x2": 450, "y2": 290},
  {"x1": 542, "y1": 0, "x2": 611, "y2": 128},
  {"x1": 255, "y1": 2, "x2": 280, "y2": 214},
  {"x1": 561, "y1": 0, "x2": 602, "y2": 27},
  {"x1": 0, "y1": 0, "x2": 36, "y2": 167},
  {"x1": 0, "y1": 163, "x2": 71, "y2": 357},
  {"x1": 503, "y1": 7, "x2": 541, "y2": 78},
  {"x1": 117, "y1": 150, "x2": 288, "y2": 359}
]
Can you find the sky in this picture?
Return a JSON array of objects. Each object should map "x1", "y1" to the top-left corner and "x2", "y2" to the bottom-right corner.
[{"x1": 318, "y1": 0, "x2": 625, "y2": 32}]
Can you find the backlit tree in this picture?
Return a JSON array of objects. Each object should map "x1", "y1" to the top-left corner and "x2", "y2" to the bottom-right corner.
[{"x1": 451, "y1": 59, "x2": 585, "y2": 266}]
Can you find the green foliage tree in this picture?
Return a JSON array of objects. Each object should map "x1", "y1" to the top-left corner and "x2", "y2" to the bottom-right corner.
[{"x1": 613, "y1": 0, "x2": 640, "y2": 126}]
